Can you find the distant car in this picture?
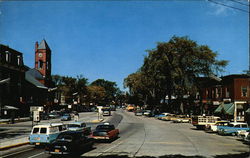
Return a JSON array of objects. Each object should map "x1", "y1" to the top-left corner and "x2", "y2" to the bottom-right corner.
[
  {"x1": 45, "y1": 131, "x2": 94, "y2": 155},
  {"x1": 172, "y1": 116, "x2": 190, "y2": 123},
  {"x1": 92, "y1": 123, "x2": 119, "y2": 141},
  {"x1": 61, "y1": 113, "x2": 71, "y2": 121},
  {"x1": 161, "y1": 114, "x2": 176, "y2": 121},
  {"x1": 143, "y1": 110, "x2": 153, "y2": 117},
  {"x1": 67, "y1": 122, "x2": 91, "y2": 135},
  {"x1": 218, "y1": 122, "x2": 249, "y2": 136},
  {"x1": 48, "y1": 112, "x2": 60, "y2": 119},
  {"x1": 135, "y1": 110, "x2": 143, "y2": 116},
  {"x1": 102, "y1": 107, "x2": 111, "y2": 116},
  {"x1": 155, "y1": 113, "x2": 170, "y2": 120}
]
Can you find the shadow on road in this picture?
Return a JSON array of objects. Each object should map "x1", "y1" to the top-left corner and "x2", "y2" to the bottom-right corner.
[{"x1": 74, "y1": 152, "x2": 250, "y2": 158}]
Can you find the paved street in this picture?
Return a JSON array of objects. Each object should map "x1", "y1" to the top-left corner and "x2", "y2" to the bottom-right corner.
[{"x1": 0, "y1": 109, "x2": 249, "y2": 158}]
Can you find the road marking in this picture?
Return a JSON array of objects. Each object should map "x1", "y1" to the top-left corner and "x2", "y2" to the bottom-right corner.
[
  {"x1": 1, "y1": 148, "x2": 33, "y2": 158},
  {"x1": 27, "y1": 152, "x2": 44, "y2": 158},
  {"x1": 94, "y1": 141, "x2": 124, "y2": 157},
  {"x1": 103, "y1": 141, "x2": 124, "y2": 152}
]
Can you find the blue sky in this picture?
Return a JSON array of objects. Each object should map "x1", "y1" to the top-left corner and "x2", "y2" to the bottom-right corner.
[{"x1": 0, "y1": 0, "x2": 249, "y2": 90}]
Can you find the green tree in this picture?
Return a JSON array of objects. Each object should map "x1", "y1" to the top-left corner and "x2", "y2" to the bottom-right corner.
[
  {"x1": 91, "y1": 79, "x2": 119, "y2": 105},
  {"x1": 124, "y1": 36, "x2": 228, "y2": 113},
  {"x1": 86, "y1": 85, "x2": 106, "y2": 106}
]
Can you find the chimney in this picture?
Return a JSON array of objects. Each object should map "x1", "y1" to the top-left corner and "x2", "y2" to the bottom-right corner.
[{"x1": 35, "y1": 41, "x2": 39, "y2": 52}]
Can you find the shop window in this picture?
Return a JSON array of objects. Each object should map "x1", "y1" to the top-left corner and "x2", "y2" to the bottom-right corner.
[{"x1": 241, "y1": 87, "x2": 248, "y2": 97}]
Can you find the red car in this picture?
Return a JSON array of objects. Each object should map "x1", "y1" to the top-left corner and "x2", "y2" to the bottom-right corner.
[{"x1": 92, "y1": 123, "x2": 119, "y2": 140}]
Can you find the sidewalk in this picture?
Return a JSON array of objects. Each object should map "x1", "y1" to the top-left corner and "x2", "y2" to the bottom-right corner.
[{"x1": 0, "y1": 112, "x2": 106, "y2": 151}]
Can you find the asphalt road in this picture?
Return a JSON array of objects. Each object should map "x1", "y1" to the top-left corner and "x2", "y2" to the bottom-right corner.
[{"x1": 1, "y1": 109, "x2": 250, "y2": 158}]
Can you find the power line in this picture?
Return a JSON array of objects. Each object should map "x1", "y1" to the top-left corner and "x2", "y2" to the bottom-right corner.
[
  {"x1": 228, "y1": 0, "x2": 249, "y2": 6},
  {"x1": 208, "y1": 0, "x2": 249, "y2": 13}
]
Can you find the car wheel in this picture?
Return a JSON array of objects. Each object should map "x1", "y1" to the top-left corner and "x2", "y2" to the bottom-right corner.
[{"x1": 232, "y1": 132, "x2": 236, "y2": 136}]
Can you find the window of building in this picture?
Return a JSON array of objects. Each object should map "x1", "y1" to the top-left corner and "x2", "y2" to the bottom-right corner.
[
  {"x1": 17, "y1": 55, "x2": 21, "y2": 66},
  {"x1": 38, "y1": 60, "x2": 43, "y2": 69},
  {"x1": 225, "y1": 87, "x2": 230, "y2": 98},
  {"x1": 5, "y1": 51, "x2": 10, "y2": 62},
  {"x1": 241, "y1": 87, "x2": 248, "y2": 97}
]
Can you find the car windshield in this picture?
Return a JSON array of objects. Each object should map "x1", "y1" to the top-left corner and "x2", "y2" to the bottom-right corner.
[
  {"x1": 67, "y1": 124, "x2": 80, "y2": 128},
  {"x1": 96, "y1": 125, "x2": 113, "y2": 130},
  {"x1": 32, "y1": 128, "x2": 39, "y2": 134},
  {"x1": 93, "y1": 131, "x2": 107, "y2": 136}
]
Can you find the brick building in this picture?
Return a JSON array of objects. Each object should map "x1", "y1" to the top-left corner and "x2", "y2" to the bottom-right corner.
[
  {"x1": 0, "y1": 39, "x2": 54, "y2": 118},
  {"x1": 197, "y1": 74, "x2": 250, "y2": 122},
  {"x1": 0, "y1": 44, "x2": 26, "y2": 118}
]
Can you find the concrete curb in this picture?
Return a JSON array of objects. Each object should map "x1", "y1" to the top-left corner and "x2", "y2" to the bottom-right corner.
[{"x1": 0, "y1": 142, "x2": 29, "y2": 151}]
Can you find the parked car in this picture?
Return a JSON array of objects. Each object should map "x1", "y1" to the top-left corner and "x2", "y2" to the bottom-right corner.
[
  {"x1": 155, "y1": 113, "x2": 170, "y2": 120},
  {"x1": 92, "y1": 123, "x2": 119, "y2": 141},
  {"x1": 45, "y1": 131, "x2": 94, "y2": 155},
  {"x1": 244, "y1": 133, "x2": 250, "y2": 144},
  {"x1": 192, "y1": 115, "x2": 221, "y2": 129},
  {"x1": 237, "y1": 129, "x2": 250, "y2": 139},
  {"x1": 218, "y1": 122, "x2": 249, "y2": 136},
  {"x1": 61, "y1": 113, "x2": 71, "y2": 121},
  {"x1": 172, "y1": 115, "x2": 191, "y2": 123},
  {"x1": 161, "y1": 114, "x2": 176, "y2": 121},
  {"x1": 206, "y1": 121, "x2": 230, "y2": 132},
  {"x1": 67, "y1": 122, "x2": 91, "y2": 135}
]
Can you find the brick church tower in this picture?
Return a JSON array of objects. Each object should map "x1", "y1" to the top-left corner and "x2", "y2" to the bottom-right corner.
[{"x1": 35, "y1": 39, "x2": 52, "y2": 87}]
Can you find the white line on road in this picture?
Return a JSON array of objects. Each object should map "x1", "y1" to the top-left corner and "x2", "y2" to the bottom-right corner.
[
  {"x1": 27, "y1": 152, "x2": 44, "y2": 158},
  {"x1": 95, "y1": 140, "x2": 124, "y2": 157}
]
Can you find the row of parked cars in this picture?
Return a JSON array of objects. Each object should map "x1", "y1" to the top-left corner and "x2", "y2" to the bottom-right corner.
[
  {"x1": 190, "y1": 115, "x2": 250, "y2": 144},
  {"x1": 206, "y1": 120, "x2": 250, "y2": 143},
  {"x1": 29, "y1": 122, "x2": 119, "y2": 155},
  {"x1": 131, "y1": 109, "x2": 250, "y2": 144},
  {"x1": 133, "y1": 110, "x2": 191, "y2": 123}
]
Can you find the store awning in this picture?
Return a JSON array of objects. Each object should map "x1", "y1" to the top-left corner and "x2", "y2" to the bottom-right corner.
[
  {"x1": 214, "y1": 103, "x2": 234, "y2": 115},
  {"x1": 2, "y1": 105, "x2": 19, "y2": 110}
]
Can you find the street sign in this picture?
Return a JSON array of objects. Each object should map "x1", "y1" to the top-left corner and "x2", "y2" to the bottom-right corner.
[
  {"x1": 33, "y1": 110, "x2": 40, "y2": 122},
  {"x1": 30, "y1": 106, "x2": 43, "y2": 112}
]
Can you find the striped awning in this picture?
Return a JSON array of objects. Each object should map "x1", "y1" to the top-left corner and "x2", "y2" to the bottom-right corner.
[{"x1": 214, "y1": 103, "x2": 234, "y2": 115}]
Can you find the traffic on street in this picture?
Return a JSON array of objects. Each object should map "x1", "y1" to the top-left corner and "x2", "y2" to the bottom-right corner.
[{"x1": 0, "y1": 108, "x2": 249, "y2": 158}]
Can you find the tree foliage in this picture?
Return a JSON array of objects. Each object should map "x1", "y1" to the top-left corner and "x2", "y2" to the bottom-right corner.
[
  {"x1": 51, "y1": 75, "x2": 121, "y2": 106},
  {"x1": 124, "y1": 36, "x2": 228, "y2": 113}
]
